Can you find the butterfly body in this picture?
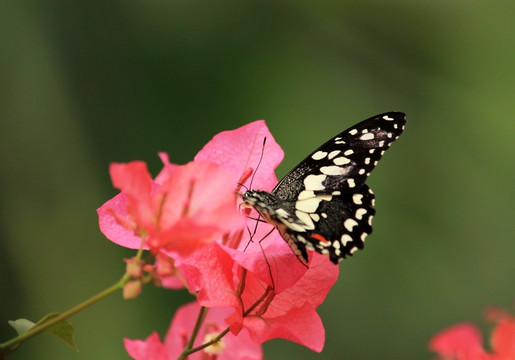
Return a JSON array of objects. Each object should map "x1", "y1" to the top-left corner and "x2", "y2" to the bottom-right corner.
[{"x1": 241, "y1": 112, "x2": 406, "y2": 264}]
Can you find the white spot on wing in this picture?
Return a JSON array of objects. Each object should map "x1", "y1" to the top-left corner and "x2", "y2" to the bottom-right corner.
[
  {"x1": 344, "y1": 218, "x2": 358, "y2": 232},
  {"x1": 317, "y1": 194, "x2": 333, "y2": 201},
  {"x1": 303, "y1": 174, "x2": 327, "y2": 190},
  {"x1": 360, "y1": 133, "x2": 375, "y2": 141},
  {"x1": 281, "y1": 220, "x2": 306, "y2": 232},
  {"x1": 349, "y1": 129, "x2": 358, "y2": 135},
  {"x1": 341, "y1": 234, "x2": 353, "y2": 246},
  {"x1": 352, "y1": 193, "x2": 363, "y2": 205},
  {"x1": 328, "y1": 150, "x2": 341, "y2": 159},
  {"x1": 295, "y1": 210, "x2": 315, "y2": 230},
  {"x1": 320, "y1": 165, "x2": 344, "y2": 175},
  {"x1": 355, "y1": 208, "x2": 367, "y2": 220},
  {"x1": 312, "y1": 151, "x2": 327, "y2": 160},
  {"x1": 383, "y1": 115, "x2": 394, "y2": 120},
  {"x1": 344, "y1": 149, "x2": 354, "y2": 156},
  {"x1": 347, "y1": 178, "x2": 356, "y2": 188},
  {"x1": 333, "y1": 157, "x2": 351, "y2": 165},
  {"x1": 275, "y1": 208, "x2": 290, "y2": 217},
  {"x1": 298, "y1": 190, "x2": 315, "y2": 200},
  {"x1": 318, "y1": 240, "x2": 331, "y2": 247},
  {"x1": 296, "y1": 197, "x2": 322, "y2": 213}
]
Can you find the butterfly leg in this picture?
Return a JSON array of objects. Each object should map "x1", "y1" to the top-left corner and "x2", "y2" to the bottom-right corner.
[{"x1": 256, "y1": 227, "x2": 277, "y2": 290}]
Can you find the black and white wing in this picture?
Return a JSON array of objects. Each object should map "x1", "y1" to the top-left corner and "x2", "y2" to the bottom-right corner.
[{"x1": 270, "y1": 112, "x2": 406, "y2": 264}]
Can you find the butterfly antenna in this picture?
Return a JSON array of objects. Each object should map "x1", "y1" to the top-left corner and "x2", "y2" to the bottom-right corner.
[
  {"x1": 238, "y1": 182, "x2": 249, "y2": 192},
  {"x1": 249, "y1": 137, "x2": 267, "y2": 190}
]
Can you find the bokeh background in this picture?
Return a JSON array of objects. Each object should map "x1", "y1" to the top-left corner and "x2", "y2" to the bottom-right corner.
[{"x1": 1, "y1": 1, "x2": 514, "y2": 359}]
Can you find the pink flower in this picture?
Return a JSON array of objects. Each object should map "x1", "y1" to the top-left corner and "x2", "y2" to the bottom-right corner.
[
  {"x1": 100, "y1": 120, "x2": 340, "y2": 354},
  {"x1": 429, "y1": 323, "x2": 489, "y2": 360},
  {"x1": 224, "y1": 252, "x2": 337, "y2": 352},
  {"x1": 125, "y1": 332, "x2": 169, "y2": 360},
  {"x1": 176, "y1": 238, "x2": 337, "y2": 351},
  {"x1": 490, "y1": 316, "x2": 515, "y2": 360},
  {"x1": 98, "y1": 158, "x2": 244, "y2": 255},
  {"x1": 429, "y1": 305, "x2": 515, "y2": 360},
  {"x1": 182, "y1": 121, "x2": 339, "y2": 351},
  {"x1": 125, "y1": 301, "x2": 262, "y2": 360}
]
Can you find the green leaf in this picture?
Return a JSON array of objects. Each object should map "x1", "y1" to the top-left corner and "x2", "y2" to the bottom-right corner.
[
  {"x1": 8, "y1": 319, "x2": 36, "y2": 336},
  {"x1": 36, "y1": 313, "x2": 78, "y2": 351}
]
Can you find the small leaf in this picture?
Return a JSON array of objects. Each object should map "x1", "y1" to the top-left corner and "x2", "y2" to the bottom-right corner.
[
  {"x1": 8, "y1": 319, "x2": 36, "y2": 336},
  {"x1": 36, "y1": 313, "x2": 78, "y2": 351}
]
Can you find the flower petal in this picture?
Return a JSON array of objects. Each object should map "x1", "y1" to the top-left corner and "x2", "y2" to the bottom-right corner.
[
  {"x1": 164, "y1": 302, "x2": 263, "y2": 360},
  {"x1": 125, "y1": 332, "x2": 169, "y2": 360},
  {"x1": 243, "y1": 301, "x2": 325, "y2": 352},
  {"x1": 491, "y1": 317, "x2": 515, "y2": 359},
  {"x1": 429, "y1": 322, "x2": 487, "y2": 360},
  {"x1": 98, "y1": 192, "x2": 146, "y2": 249},
  {"x1": 194, "y1": 120, "x2": 283, "y2": 191}
]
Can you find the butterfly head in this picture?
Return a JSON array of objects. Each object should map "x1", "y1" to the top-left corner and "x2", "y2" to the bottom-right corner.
[{"x1": 240, "y1": 190, "x2": 278, "y2": 213}]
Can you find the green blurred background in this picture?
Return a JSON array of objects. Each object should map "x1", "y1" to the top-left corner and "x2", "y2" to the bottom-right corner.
[{"x1": 1, "y1": 1, "x2": 514, "y2": 359}]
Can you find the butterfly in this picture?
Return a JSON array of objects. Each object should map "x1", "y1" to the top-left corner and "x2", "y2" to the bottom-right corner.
[{"x1": 241, "y1": 112, "x2": 406, "y2": 265}]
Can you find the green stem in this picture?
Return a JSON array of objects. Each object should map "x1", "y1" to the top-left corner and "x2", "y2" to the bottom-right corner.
[
  {"x1": 186, "y1": 306, "x2": 208, "y2": 350},
  {"x1": 0, "y1": 272, "x2": 130, "y2": 356},
  {"x1": 177, "y1": 306, "x2": 209, "y2": 360},
  {"x1": 176, "y1": 283, "x2": 273, "y2": 359},
  {"x1": 180, "y1": 327, "x2": 231, "y2": 357},
  {"x1": 0, "y1": 239, "x2": 150, "y2": 360}
]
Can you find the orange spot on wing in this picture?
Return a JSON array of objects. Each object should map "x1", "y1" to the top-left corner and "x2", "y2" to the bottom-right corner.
[{"x1": 310, "y1": 233, "x2": 329, "y2": 243}]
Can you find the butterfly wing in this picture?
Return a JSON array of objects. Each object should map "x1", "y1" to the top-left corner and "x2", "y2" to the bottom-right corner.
[{"x1": 271, "y1": 112, "x2": 406, "y2": 263}]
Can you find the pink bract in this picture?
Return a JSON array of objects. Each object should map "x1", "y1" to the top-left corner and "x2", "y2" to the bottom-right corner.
[
  {"x1": 102, "y1": 120, "x2": 341, "y2": 354},
  {"x1": 194, "y1": 119, "x2": 283, "y2": 192},
  {"x1": 429, "y1": 309, "x2": 515, "y2": 360},
  {"x1": 226, "y1": 252, "x2": 337, "y2": 352},
  {"x1": 98, "y1": 160, "x2": 243, "y2": 255},
  {"x1": 125, "y1": 332, "x2": 169, "y2": 360},
  {"x1": 125, "y1": 301, "x2": 263, "y2": 360},
  {"x1": 491, "y1": 316, "x2": 515, "y2": 359},
  {"x1": 429, "y1": 323, "x2": 488, "y2": 360}
]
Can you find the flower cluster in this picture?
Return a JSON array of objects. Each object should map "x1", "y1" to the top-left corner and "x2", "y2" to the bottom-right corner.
[
  {"x1": 429, "y1": 304, "x2": 515, "y2": 360},
  {"x1": 98, "y1": 121, "x2": 339, "y2": 359}
]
